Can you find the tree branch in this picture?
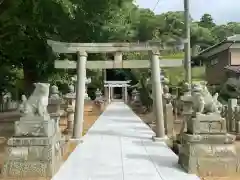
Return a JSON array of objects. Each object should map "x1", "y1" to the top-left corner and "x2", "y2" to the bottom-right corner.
[{"x1": 0, "y1": 0, "x2": 4, "y2": 6}]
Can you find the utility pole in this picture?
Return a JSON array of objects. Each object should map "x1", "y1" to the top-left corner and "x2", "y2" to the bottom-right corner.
[{"x1": 184, "y1": 0, "x2": 192, "y2": 85}]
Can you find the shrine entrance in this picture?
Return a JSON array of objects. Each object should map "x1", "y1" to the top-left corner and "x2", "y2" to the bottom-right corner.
[
  {"x1": 47, "y1": 40, "x2": 183, "y2": 141},
  {"x1": 104, "y1": 81, "x2": 130, "y2": 103}
]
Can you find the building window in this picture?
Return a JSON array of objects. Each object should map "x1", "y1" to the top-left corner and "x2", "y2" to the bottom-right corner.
[{"x1": 210, "y1": 58, "x2": 218, "y2": 65}]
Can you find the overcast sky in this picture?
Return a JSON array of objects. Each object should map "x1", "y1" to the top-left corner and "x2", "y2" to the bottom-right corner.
[{"x1": 136, "y1": 0, "x2": 240, "y2": 24}]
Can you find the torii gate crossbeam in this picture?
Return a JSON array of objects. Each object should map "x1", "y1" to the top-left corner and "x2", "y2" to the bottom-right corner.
[{"x1": 47, "y1": 40, "x2": 178, "y2": 142}]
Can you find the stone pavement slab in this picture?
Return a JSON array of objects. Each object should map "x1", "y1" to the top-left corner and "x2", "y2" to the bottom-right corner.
[{"x1": 52, "y1": 102, "x2": 200, "y2": 180}]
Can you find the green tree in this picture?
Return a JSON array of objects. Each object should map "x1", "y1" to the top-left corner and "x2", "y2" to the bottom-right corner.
[
  {"x1": 212, "y1": 22, "x2": 240, "y2": 41},
  {"x1": 135, "y1": 9, "x2": 158, "y2": 41},
  {"x1": 191, "y1": 22, "x2": 215, "y2": 49},
  {"x1": 0, "y1": 0, "x2": 139, "y2": 94},
  {"x1": 0, "y1": 0, "x2": 75, "y2": 93},
  {"x1": 1, "y1": 0, "x2": 240, "y2": 103},
  {"x1": 199, "y1": 13, "x2": 216, "y2": 29}
]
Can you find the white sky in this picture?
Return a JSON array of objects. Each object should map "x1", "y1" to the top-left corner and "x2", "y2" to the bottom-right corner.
[{"x1": 136, "y1": 0, "x2": 240, "y2": 24}]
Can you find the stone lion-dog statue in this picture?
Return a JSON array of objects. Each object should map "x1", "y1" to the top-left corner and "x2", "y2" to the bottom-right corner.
[{"x1": 19, "y1": 83, "x2": 50, "y2": 119}]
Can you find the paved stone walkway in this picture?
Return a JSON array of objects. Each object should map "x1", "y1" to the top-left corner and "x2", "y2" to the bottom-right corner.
[{"x1": 52, "y1": 102, "x2": 200, "y2": 180}]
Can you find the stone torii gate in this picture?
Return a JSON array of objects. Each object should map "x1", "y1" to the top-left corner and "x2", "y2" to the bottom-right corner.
[
  {"x1": 104, "y1": 80, "x2": 131, "y2": 103},
  {"x1": 47, "y1": 40, "x2": 183, "y2": 141}
]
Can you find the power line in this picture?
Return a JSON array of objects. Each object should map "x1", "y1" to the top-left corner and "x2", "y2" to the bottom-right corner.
[{"x1": 152, "y1": 0, "x2": 161, "y2": 11}]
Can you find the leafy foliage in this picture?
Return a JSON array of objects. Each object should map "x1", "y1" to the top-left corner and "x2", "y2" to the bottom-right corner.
[{"x1": 0, "y1": 1, "x2": 239, "y2": 104}]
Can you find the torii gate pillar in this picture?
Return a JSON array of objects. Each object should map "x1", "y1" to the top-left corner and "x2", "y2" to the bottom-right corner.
[
  {"x1": 108, "y1": 84, "x2": 111, "y2": 103},
  {"x1": 124, "y1": 86, "x2": 128, "y2": 103},
  {"x1": 151, "y1": 51, "x2": 166, "y2": 139},
  {"x1": 103, "y1": 70, "x2": 108, "y2": 100},
  {"x1": 73, "y1": 51, "x2": 87, "y2": 139}
]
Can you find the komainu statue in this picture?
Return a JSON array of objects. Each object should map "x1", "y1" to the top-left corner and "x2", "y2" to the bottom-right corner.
[
  {"x1": 19, "y1": 83, "x2": 50, "y2": 119},
  {"x1": 192, "y1": 82, "x2": 222, "y2": 114}
]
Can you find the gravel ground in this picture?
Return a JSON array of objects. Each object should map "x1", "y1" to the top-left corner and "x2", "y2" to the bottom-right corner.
[{"x1": 0, "y1": 103, "x2": 103, "y2": 180}]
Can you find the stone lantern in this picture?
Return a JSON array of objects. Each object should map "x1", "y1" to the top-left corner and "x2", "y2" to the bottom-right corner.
[
  {"x1": 95, "y1": 88, "x2": 102, "y2": 101},
  {"x1": 50, "y1": 85, "x2": 60, "y2": 99},
  {"x1": 131, "y1": 89, "x2": 140, "y2": 102},
  {"x1": 85, "y1": 77, "x2": 91, "y2": 100},
  {"x1": 71, "y1": 75, "x2": 91, "y2": 100},
  {"x1": 63, "y1": 84, "x2": 76, "y2": 134},
  {"x1": 94, "y1": 88, "x2": 104, "y2": 111},
  {"x1": 48, "y1": 85, "x2": 63, "y2": 140}
]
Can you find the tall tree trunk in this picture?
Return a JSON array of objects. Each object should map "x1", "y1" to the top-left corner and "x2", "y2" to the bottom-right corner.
[{"x1": 23, "y1": 64, "x2": 39, "y2": 96}]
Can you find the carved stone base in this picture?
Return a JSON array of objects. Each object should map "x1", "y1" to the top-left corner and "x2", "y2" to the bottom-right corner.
[
  {"x1": 181, "y1": 133, "x2": 236, "y2": 144},
  {"x1": 179, "y1": 134, "x2": 238, "y2": 176},
  {"x1": 2, "y1": 135, "x2": 62, "y2": 178},
  {"x1": 179, "y1": 151, "x2": 237, "y2": 176},
  {"x1": 2, "y1": 161, "x2": 55, "y2": 177},
  {"x1": 187, "y1": 113, "x2": 227, "y2": 134},
  {"x1": 15, "y1": 117, "x2": 55, "y2": 137}
]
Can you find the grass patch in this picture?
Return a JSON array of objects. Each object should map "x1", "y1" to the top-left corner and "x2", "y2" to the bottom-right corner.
[
  {"x1": 161, "y1": 53, "x2": 205, "y2": 85},
  {"x1": 164, "y1": 66, "x2": 205, "y2": 85},
  {"x1": 192, "y1": 66, "x2": 205, "y2": 81},
  {"x1": 162, "y1": 52, "x2": 184, "y2": 59}
]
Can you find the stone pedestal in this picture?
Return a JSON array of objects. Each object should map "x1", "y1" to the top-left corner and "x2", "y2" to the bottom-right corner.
[
  {"x1": 236, "y1": 119, "x2": 240, "y2": 140},
  {"x1": 64, "y1": 93, "x2": 76, "y2": 110},
  {"x1": 187, "y1": 113, "x2": 227, "y2": 134},
  {"x1": 15, "y1": 116, "x2": 55, "y2": 137},
  {"x1": 227, "y1": 99, "x2": 238, "y2": 132},
  {"x1": 131, "y1": 89, "x2": 140, "y2": 103},
  {"x1": 2, "y1": 136, "x2": 61, "y2": 178},
  {"x1": 177, "y1": 93, "x2": 193, "y2": 142},
  {"x1": 63, "y1": 92, "x2": 76, "y2": 135},
  {"x1": 163, "y1": 103, "x2": 174, "y2": 137},
  {"x1": 48, "y1": 99, "x2": 62, "y2": 115},
  {"x1": 48, "y1": 98, "x2": 63, "y2": 130},
  {"x1": 231, "y1": 103, "x2": 240, "y2": 140},
  {"x1": 178, "y1": 113, "x2": 238, "y2": 176},
  {"x1": 48, "y1": 97, "x2": 65, "y2": 147},
  {"x1": 131, "y1": 89, "x2": 143, "y2": 112},
  {"x1": 220, "y1": 99, "x2": 240, "y2": 140},
  {"x1": 65, "y1": 106, "x2": 74, "y2": 134},
  {"x1": 94, "y1": 88, "x2": 105, "y2": 111},
  {"x1": 162, "y1": 90, "x2": 174, "y2": 137},
  {"x1": 2, "y1": 116, "x2": 62, "y2": 178}
]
